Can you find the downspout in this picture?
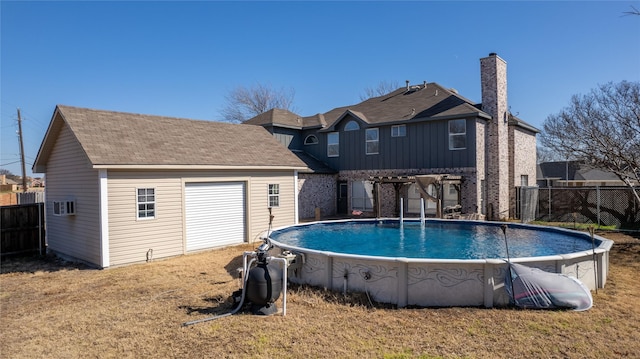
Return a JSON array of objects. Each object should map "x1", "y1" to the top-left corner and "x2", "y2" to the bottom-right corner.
[
  {"x1": 99, "y1": 169, "x2": 110, "y2": 268},
  {"x1": 294, "y1": 170, "x2": 299, "y2": 225}
]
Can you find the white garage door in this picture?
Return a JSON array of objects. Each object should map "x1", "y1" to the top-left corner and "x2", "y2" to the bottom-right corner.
[{"x1": 185, "y1": 182, "x2": 246, "y2": 251}]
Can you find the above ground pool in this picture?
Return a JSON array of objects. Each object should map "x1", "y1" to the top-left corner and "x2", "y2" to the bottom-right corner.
[{"x1": 267, "y1": 219, "x2": 613, "y2": 308}]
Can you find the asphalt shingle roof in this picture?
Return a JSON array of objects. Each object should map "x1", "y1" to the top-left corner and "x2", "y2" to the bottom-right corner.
[
  {"x1": 35, "y1": 105, "x2": 307, "y2": 170},
  {"x1": 245, "y1": 81, "x2": 539, "y2": 133}
]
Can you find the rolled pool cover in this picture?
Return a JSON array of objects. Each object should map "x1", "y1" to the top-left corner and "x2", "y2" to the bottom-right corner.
[{"x1": 506, "y1": 262, "x2": 593, "y2": 311}]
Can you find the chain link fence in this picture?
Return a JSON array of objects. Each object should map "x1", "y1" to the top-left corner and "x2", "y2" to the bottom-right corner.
[{"x1": 518, "y1": 186, "x2": 640, "y2": 229}]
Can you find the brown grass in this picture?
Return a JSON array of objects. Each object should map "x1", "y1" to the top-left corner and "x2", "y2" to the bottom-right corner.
[{"x1": 1, "y1": 231, "x2": 639, "y2": 359}]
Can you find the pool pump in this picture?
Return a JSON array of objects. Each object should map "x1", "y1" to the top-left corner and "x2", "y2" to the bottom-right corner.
[
  {"x1": 244, "y1": 240, "x2": 283, "y2": 315},
  {"x1": 182, "y1": 209, "x2": 293, "y2": 326}
]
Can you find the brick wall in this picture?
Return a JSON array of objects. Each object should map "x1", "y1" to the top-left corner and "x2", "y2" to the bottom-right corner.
[
  {"x1": 481, "y1": 53, "x2": 510, "y2": 220},
  {"x1": 509, "y1": 126, "x2": 538, "y2": 216}
]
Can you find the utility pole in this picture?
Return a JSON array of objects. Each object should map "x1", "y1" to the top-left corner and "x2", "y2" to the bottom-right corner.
[{"x1": 17, "y1": 108, "x2": 28, "y2": 193}]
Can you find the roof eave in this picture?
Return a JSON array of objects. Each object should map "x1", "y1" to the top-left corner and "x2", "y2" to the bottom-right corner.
[{"x1": 91, "y1": 164, "x2": 308, "y2": 171}]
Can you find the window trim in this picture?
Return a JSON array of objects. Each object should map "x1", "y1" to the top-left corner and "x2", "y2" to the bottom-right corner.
[
  {"x1": 327, "y1": 132, "x2": 339, "y2": 157},
  {"x1": 136, "y1": 187, "x2": 156, "y2": 220},
  {"x1": 304, "y1": 134, "x2": 319, "y2": 145},
  {"x1": 448, "y1": 119, "x2": 467, "y2": 150},
  {"x1": 365, "y1": 128, "x2": 379, "y2": 155},
  {"x1": 53, "y1": 200, "x2": 76, "y2": 216},
  {"x1": 391, "y1": 124, "x2": 406, "y2": 137},
  {"x1": 268, "y1": 184, "x2": 280, "y2": 208},
  {"x1": 344, "y1": 120, "x2": 360, "y2": 131}
]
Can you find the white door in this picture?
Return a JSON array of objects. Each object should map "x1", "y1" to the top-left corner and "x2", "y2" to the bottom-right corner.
[{"x1": 185, "y1": 182, "x2": 246, "y2": 251}]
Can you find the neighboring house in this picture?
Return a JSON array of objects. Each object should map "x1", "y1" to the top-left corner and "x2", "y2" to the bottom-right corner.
[
  {"x1": 245, "y1": 54, "x2": 539, "y2": 220},
  {"x1": 537, "y1": 161, "x2": 635, "y2": 187},
  {"x1": 33, "y1": 105, "x2": 306, "y2": 268}
]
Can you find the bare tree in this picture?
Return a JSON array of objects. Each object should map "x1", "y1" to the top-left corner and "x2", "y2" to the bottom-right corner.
[
  {"x1": 623, "y1": 5, "x2": 640, "y2": 16},
  {"x1": 220, "y1": 84, "x2": 295, "y2": 123},
  {"x1": 360, "y1": 80, "x2": 400, "y2": 101},
  {"x1": 540, "y1": 81, "x2": 640, "y2": 203},
  {"x1": 536, "y1": 145, "x2": 564, "y2": 164}
]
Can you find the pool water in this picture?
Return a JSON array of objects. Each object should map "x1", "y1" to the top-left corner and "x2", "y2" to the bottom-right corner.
[{"x1": 269, "y1": 220, "x2": 597, "y2": 260}]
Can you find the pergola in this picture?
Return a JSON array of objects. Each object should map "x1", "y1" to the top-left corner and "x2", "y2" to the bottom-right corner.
[{"x1": 368, "y1": 174, "x2": 462, "y2": 218}]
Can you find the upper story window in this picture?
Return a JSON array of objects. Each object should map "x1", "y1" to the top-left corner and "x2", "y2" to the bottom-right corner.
[
  {"x1": 366, "y1": 128, "x2": 379, "y2": 155},
  {"x1": 327, "y1": 132, "x2": 339, "y2": 157},
  {"x1": 391, "y1": 125, "x2": 406, "y2": 137},
  {"x1": 304, "y1": 135, "x2": 319, "y2": 145},
  {"x1": 268, "y1": 184, "x2": 280, "y2": 208},
  {"x1": 448, "y1": 119, "x2": 466, "y2": 150},
  {"x1": 137, "y1": 188, "x2": 155, "y2": 219},
  {"x1": 344, "y1": 121, "x2": 360, "y2": 131}
]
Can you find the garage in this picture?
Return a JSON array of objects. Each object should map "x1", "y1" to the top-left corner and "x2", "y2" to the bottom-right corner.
[{"x1": 185, "y1": 182, "x2": 246, "y2": 251}]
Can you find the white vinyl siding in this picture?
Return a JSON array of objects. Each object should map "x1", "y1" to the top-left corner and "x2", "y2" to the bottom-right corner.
[
  {"x1": 107, "y1": 174, "x2": 184, "y2": 266},
  {"x1": 44, "y1": 124, "x2": 102, "y2": 265},
  {"x1": 185, "y1": 182, "x2": 246, "y2": 251}
]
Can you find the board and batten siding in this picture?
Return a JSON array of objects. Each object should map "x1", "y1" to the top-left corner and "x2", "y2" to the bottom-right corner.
[
  {"x1": 304, "y1": 118, "x2": 478, "y2": 171},
  {"x1": 106, "y1": 170, "x2": 297, "y2": 266},
  {"x1": 44, "y1": 124, "x2": 102, "y2": 265}
]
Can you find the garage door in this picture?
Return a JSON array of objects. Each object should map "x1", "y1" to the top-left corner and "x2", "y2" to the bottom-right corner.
[{"x1": 185, "y1": 182, "x2": 246, "y2": 251}]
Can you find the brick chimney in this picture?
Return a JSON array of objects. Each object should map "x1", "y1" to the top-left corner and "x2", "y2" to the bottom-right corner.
[{"x1": 480, "y1": 53, "x2": 509, "y2": 220}]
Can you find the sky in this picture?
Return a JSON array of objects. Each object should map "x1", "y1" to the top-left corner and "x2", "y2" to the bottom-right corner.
[{"x1": 1, "y1": 1, "x2": 639, "y2": 177}]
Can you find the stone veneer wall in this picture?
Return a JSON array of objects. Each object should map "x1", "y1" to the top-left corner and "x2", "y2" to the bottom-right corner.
[
  {"x1": 297, "y1": 173, "x2": 337, "y2": 220},
  {"x1": 508, "y1": 126, "x2": 538, "y2": 217},
  {"x1": 339, "y1": 168, "x2": 478, "y2": 217}
]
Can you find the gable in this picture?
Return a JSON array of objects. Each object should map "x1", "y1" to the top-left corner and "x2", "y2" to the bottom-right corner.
[{"x1": 33, "y1": 105, "x2": 307, "y2": 172}]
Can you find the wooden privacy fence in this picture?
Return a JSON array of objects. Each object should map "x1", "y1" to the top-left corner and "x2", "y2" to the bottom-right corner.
[{"x1": 1, "y1": 203, "x2": 46, "y2": 257}]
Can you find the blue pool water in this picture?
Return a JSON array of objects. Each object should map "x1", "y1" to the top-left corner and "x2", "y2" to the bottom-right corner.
[{"x1": 269, "y1": 220, "x2": 597, "y2": 260}]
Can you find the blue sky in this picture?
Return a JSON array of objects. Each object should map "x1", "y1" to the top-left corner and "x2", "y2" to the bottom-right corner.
[{"x1": 1, "y1": 1, "x2": 639, "y2": 177}]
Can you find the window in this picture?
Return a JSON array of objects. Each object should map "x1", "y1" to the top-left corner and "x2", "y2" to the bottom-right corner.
[
  {"x1": 344, "y1": 121, "x2": 360, "y2": 131},
  {"x1": 391, "y1": 125, "x2": 406, "y2": 137},
  {"x1": 304, "y1": 135, "x2": 319, "y2": 145},
  {"x1": 366, "y1": 128, "x2": 379, "y2": 155},
  {"x1": 327, "y1": 132, "x2": 339, "y2": 157},
  {"x1": 520, "y1": 175, "x2": 529, "y2": 187},
  {"x1": 137, "y1": 188, "x2": 155, "y2": 219},
  {"x1": 351, "y1": 181, "x2": 374, "y2": 211},
  {"x1": 268, "y1": 184, "x2": 280, "y2": 208},
  {"x1": 448, "y1": 119, "x2": 466, "y2": 150},
  {"x1": 53, "y1": 200, "x2": 76, "y2": 216}
]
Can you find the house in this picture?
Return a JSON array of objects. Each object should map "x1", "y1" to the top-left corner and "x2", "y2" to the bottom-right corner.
[
  {"x1": 32, "y1": 105, "x2": 306, "y2": 268},
  {"x1": 537, "y1": 161, "x2": 635, "y2": 187},
  {"x1": 245, "y1": 54, "x2": 539, "y2": 220}
]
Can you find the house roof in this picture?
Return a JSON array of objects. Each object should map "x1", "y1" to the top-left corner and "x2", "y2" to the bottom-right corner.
[
  {"x1": 537, "y1": 161, "x2": 621, "y2": 181},
  {"x1": 245, "y1": 81, "x2": 539, "y2": 133},
  {"x1": 33, "y1": 105, "x2": 307, "y2": 172},
  {"x1": 291, "y1": 150, "x2": 337, "y2": 174}
]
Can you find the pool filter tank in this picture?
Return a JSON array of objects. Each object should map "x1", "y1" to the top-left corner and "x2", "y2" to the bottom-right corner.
[{"x1": 244, "y1": 246, "x2": 283, "y2": 315}]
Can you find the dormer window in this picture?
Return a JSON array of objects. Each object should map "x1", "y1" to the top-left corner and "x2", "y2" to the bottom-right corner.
[
  {"x1": 304, "y1": 135, "x2": 319, "y2": 145},
  {"x1": 344, "y1": 121, "x2": 360, "y2": 131}
]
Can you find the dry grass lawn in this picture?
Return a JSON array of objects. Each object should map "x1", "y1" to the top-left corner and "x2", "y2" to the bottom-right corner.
[{"x1": 1, "y1": 230, "x2": 639, "y2": 358}]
